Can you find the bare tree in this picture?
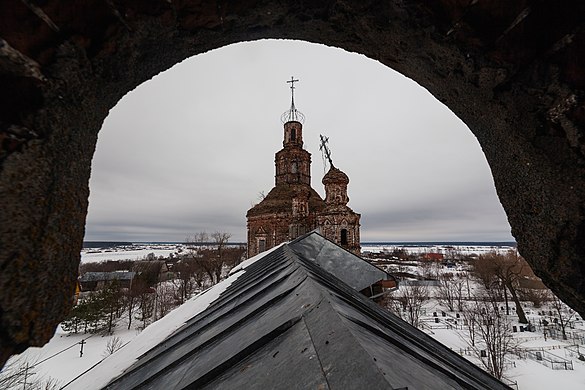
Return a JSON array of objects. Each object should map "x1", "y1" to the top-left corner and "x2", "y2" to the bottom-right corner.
[
  {"x1": 102, "y1": 336, "x2": 123, "y2": 357},
  {"x1": 518, "y1": 287, "x2": 549, "y2": 308},
  {"x1": 419, "y1": 260, "x2": 440, "y2": 280},
  {"x1": 548, "y1": 293, "x2": 577, "y2": 340},
  {"x1": 473, "y1": 251, "x2": 529, "y2": 323},
  {"x1": 129, "y1": 269, "x2": 156, "y2": 329},
  {"x1": 136, "y1": 288, "x2": 155, "y2": 329},
  {"x1": 185, "y1": 231, "x2": 239, "y2": 286},
  {"x1": 465, "y1": 289, "x2": 515, "y2": 380},
  {"x1": 125, "y1": 262, "x2": 159, "y2": 330},
  {"x1": 386, "y1": 283, "x2": 429, "y2": 328},
  {"x1": 435, "y1": 274, "x2": 464, "y2": 312},
  {"x1": 0, "y1": 357, "x2": 60, "y2": 390},
  {"x1": 155, "y1": 282, "x2": 177, "y2": 319},
  {"x1": 173, "y1": 258, "x2": 200, "y2": 304},
  {"x1": 461, "y1": 301, "x2": 479, "y2": 347},
  {"x1": 210, "y1": 231, "x2": 232, "y2": 282}
]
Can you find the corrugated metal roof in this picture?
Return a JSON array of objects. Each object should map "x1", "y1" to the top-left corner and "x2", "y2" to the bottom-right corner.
[{"x1": 104, "y1": 232, "x2": 509, "y2": 390}]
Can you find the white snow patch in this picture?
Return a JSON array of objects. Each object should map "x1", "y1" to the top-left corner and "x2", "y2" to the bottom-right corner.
[{"x1": 80, "y1": 248, "x2": 177, "y2": 263}]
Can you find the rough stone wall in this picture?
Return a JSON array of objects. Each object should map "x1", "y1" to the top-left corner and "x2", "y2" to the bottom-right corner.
[
  {"x1": 275, "y1": 147, "x2": 311, "y2": 185},
  {"x1": 247, "y1": 210, "x2": 318, "y2": 258},
  {"x1": 317, "y1": 211, "x2": 361, "y2": 255},
  {"x1": 2, "y1": 0, "x2": 585, "y2": 367},
  {"x1": 320, "y1": 167, "x2": 361, "y2": 253}
]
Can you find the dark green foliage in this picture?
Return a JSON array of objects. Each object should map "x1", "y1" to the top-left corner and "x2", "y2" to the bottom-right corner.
[{"x1": 62, "y1": 281, "x2": 124, "y2": 334}]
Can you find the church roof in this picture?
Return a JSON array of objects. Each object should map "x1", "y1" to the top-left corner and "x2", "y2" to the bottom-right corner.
[
  {"x1": 246, "y1": 183, "x2": 325, "y2": 217},
  {"x1": 96, "y1": 232, "x2": 509, "y2": 390},
  {"x1": 322, "y1": 166, "x2": 349, "y2": 185}
]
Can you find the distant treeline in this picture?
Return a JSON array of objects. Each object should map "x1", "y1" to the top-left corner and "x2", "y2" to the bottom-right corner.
[
  {"x1": 82, "y1": 241, "x2": 247, "y2": 249},
  {"x1": 362, "y1": 241, "x2": 517, "y2": 247},
  {"x1": 83, "y1": 241, "x2": 133, "y2": 248}
]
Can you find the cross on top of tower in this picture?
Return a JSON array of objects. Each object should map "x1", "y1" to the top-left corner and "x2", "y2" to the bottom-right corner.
[
  {"x1": 287, "y1": 76, "x2": 299, "y2": 105},
  {"x1": 281, "y1": 76, "x2": 305, "y2": 124},
  {"x1": 319, "y1": 134, "x2": 335, "y2": 171}
]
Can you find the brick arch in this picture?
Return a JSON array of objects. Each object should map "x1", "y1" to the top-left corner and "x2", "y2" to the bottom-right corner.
[{"x1": 1, "y1": 1, "x2": 585, "y2": 366}]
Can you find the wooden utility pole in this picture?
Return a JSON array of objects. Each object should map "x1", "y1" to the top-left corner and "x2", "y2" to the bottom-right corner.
[{"x1": 79, "y1": 339, "x2": 86, "y2": 357}]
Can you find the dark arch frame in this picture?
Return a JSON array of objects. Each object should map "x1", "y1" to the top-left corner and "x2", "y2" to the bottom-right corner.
[{"x1": 1, "y1": 1, "x2": 584, "y2": 366}]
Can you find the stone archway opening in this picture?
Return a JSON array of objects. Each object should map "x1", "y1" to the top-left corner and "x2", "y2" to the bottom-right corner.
[{"x1": 1, "y1": 1, "x2": 584, "y2": 368}]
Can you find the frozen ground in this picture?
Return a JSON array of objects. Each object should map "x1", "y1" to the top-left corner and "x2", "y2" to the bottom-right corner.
[
  {"x1": 362, "y1": 243, "x2": 516, "y2": 256},
  {"x1": 80, "y1": 244, "x2": 182, "y2": 263},
  {"x1": 79, "y1": 242, "x2": 515, "y2": 264},
  {"x1": 427, "y1": 321, "x2": 585, "y2": 389}
]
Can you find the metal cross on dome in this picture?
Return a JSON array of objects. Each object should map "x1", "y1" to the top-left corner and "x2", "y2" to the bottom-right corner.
[
  {"x1": 286, "y1": 76, "x2": 299, "y2": 105},
  {"x1": 319, "y1": 134, "x2": 335, "y2": 172},
  {"x1": 281, "y1": 76, "x2": 305, "y2": 124}
]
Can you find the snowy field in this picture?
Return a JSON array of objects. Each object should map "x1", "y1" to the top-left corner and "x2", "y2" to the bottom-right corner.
[
  {"x1": 418, "y1": 306, "x2": 585, "y2": 389},
  {"x1": 3, "y1": 243, "x2": 584, "y2": 389},
  {"x1": 79, "y1": 241, "x2": 516, "y2": 264},
  {"x1": 362, "y1": 243, "x2": 516, "y2": 256},
  {"x1": 80, "y1": 244, "x2": 182, "y2": 263}
]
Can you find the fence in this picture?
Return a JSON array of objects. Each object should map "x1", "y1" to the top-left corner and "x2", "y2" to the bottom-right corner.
[
  {"x1": 564, "y1": 345, "x2": 585, "y2": 362},
  {"x1": 513, "y1": 348, "x2": 573, "y2": 370},
  {"x1": 547, "y1": 328, "x2": 585, "y2": 345}
]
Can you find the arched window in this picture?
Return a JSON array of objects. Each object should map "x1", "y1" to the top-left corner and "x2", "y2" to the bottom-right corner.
[
  {"x1": 291, "y1": 161, "x2": 298, "y2": 173},
  {"x1": 290, "y1": 128, "x2": 296, "y2": 142},
  {"x1": 341, "y1": 229, "x2": 348, "y2": 246}
]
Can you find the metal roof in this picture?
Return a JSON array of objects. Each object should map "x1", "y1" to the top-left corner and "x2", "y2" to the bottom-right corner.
[
  {"x1": 104, "y1": 232, "x2": 509, "y2": 389},
  {"x1": 288, "y1": 232, "x2": 390, "y2": 291}
]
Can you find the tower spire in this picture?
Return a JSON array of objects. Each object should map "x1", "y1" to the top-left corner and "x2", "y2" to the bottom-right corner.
[{"x1": 281, "y1": 76, "x2": 305, "y2": 124}]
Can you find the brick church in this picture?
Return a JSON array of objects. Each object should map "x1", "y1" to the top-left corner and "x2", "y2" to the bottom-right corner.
[{"x1": 246, "y1": 78, "x2": 361, "y2": 257}]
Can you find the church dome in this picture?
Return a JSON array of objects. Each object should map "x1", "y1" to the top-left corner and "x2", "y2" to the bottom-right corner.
[{"x1": 322, "y1": 167, "x2": 349, "y2": 185}]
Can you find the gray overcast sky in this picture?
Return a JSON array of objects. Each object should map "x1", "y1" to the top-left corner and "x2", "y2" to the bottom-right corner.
[{"x1": 85, "y1": 39, "x2": 513, "y2": 243}]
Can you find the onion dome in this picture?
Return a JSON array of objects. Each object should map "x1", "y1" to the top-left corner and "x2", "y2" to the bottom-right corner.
[{"x1": 322, "y1": 167, "x2": 349, "y2": 186}]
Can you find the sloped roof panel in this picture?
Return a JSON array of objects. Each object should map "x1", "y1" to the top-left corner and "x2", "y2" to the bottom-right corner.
[{"x1": 289, "y1": 232, "x2": 390, "y2": 291}]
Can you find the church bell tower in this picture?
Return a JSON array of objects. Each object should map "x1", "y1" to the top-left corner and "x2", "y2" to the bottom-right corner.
[{"x1": 275, "y1": 77, "x2": 312, "y2": 186}]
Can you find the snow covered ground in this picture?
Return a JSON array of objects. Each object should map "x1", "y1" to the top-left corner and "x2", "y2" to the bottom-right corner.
[
  {"x1": 362, "y1": 243, "x2": 516, "y2": 256},
  {"x1": 426, "y1": 313, "x2": 585, "y2": 389},
  {"x1": 2, "y1": 243, "x2": 583, "y2": 389},
  {"x1": 80, "y1": 244, "x2": 182, "y2": 263},
  {"x1": 79, "y1": 241, "x2": 516, "y2": 264}
]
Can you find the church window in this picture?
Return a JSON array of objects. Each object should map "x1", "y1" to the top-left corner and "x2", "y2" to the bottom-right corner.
[
  {"x1": 291, "y1": 161, "x2": 298, "y2": 173},
  {"x1": 291, "y1": 128, "x2": 296, "y2": 142},
  {"x1": 258, "y1": 239, "x2": 266, "y2": 253},
  {"x1": 341, "y1": 229, "x2": 348, "y2": 246}
]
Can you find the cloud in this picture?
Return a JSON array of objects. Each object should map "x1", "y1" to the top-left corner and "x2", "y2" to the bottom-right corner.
[{"x1": 85, "y1": 40, "x2": 513, "y2": 243}]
